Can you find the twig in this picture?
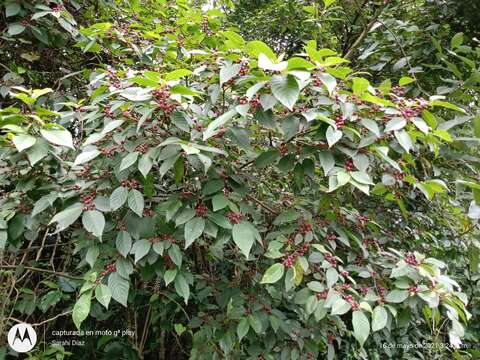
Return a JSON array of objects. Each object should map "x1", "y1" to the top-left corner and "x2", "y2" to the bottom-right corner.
[
  {"x1": 0, "y1": 265, "x2": 83, "y2": 280},
  {"x1": 32, "y1": 310, "x2": 72, "y2": 327},
  {"x1": 245, "y1": 193, "x2": 279, "y2": 216}
]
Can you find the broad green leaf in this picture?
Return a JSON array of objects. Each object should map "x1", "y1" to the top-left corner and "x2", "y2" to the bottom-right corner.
[
  {"x1": 331, "y1": 298, "x2": 351, "y2": 315},
  {"x1": 352, "y1": 78, "x2": 369, "y2": 95},
  {"x1": 128, "y1": 189, "x2": 144, "y2": 216},
  {"x1": 110, "y1": 186, "x2": 129, "y2": 210},
  {"x1": 73, "y1": 149, "x2": 100, "y2": 166},
  {"x1": 164, "y1": 269, "x2": 177, "y2": 286},
  {"x1": 351, "y1": 171, "x2": 374, "y2": 185},
  {"x1": 246, "y1": 40, "x2": 276, "y2": 60},
  {"x1": 86, "y1": 245, "x2": 99, "y2": 268},
  {"x1": 12, "y1": 134, "x2": 36, "y2": 152},
  {"x1": 385, "y1": 289, "x2": 409, "y2": 303},
  {"x1": 399, "y1": 76, "x2": 415, "y2": 86},
  {"x1": 237, "y1": 318, "x2": 250, "y2": 341},
  {"x1": 184, "y1": 217, "x2": 205, "y2": 248},
  {"x1": 317, "y1": 73, "x2": 337, "y2": 95},
  {"x1": 394, "y1": 130, "x2": 413, "y2": 153},
  {"x1": 95, "y1": 284, "x2": 112, "y2": 309},
  {"x1": 174, "y1": 274, "x2": 190, "y2": 304},
  {"x1": 119, "y1": 152, "x2": 139, "y2": 172},
  {"x1": 271, "y1": 74, "x2": 299, "y2": 110},
  {"x1": 326, "y1": 126, "x2": 342, "y2": 147},
  {"x1": 132, "y1": 239, "x2": 151, "y2": 263},
  {"x1": 138, "y1": 154, "x2": 153, "y2": 177},
  {"x1": 260, "y1": 263, "x2": 285, "y2": 284},
  {"x1": 385, "y1": 118, "x2": 406, "y2": 132},
  {"x1": 450, "y1": 32, "x2": 464, "y2": 48},
  {"x1": 108, "y1": 272, "x2": 129, "y2": 306},
  {"x1": 220, "y1": 64, "x2": 241, "y2": 85},
  {"x1": 232, "y1": 221, "x2": 255, "y2": 258},
  {"x1": 165, "y1": 69, "x2": 192, "y2": 81},
  {"x1": 212, "y1": 194, "x2": 228, "y2": 211},
  {"x1": 116, "y1": 231, "x2": 132, "y2": 258},
  {"x1": 49, "y1": 203, "x2": 83, "y2": 232},
  {"x1": 82, "y1": 210, "x2": 105, "y2": 238},
  {"x1": 40, "y1": 128, "x2": 74, "y2": 149},
  {"x1": 352, "y1": 311, "x2": 370, "y2": 346},
  {"x1": 72, "y1": 290, "x2": 92, "y2": 330},
  {"x1": 372, "y1": 306, "x2": 388, "y2": 332},
  {"x1": 203, "y1": 109, "x2": 237, "y2": 140}
]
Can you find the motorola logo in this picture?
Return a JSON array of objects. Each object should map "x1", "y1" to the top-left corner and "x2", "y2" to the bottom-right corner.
[{"x1": 7, "y1": 323, "x2": 37, "y2": 353}]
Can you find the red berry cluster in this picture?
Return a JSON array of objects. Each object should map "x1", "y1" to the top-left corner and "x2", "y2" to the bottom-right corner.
[
  {"x1": 376, "y1": 286, "x2": 387, "y2": 297},
  {"x1": 408, "y1": 285, "x2": 418, "y2": 295},
  {"x1": 17, "y1": 203, "x2": 30, "y2": 215},
  {"x1": 342, "y1": 283, "x2": 351, "y2": 290},
  {"x1": 279, "y1": 143, "x2": 289, "y2": 156},
  {"x1": 291, "y1": 105, "x2": 308, "y2": 113},
  {"x1": 78, "y1": 164, "x2": 91, "y2": 177},
  {"x1": 153, "y1": 87, "x2": 176, "y2": 114},
  {"x1": 237, "y1": 61, "x2": 249, "y2": 76},
  {"x1": 143, "y1": 208, "x2": 153, "y2": 217},
  {"x1": 324, "y1": 252, "x2": 337, "y2": 267},
  {"x1": 282, "y1": 243, "x2": 310, "y2": 267},
  {"x1": 359, "y1": 286, "x2": 370, "y2": 296},
  {"x1": 80, "y1": 191, "x2": 97, "y2": 211},
  {"x1": 164, "y1": 28, "x2": 176, "y2": 34},
  {"x1": 345, "y1": 159, "x2": 354, "y2": 172},
  {"x1": 100, "y1": 263, "x2": 116, "y2": 277},
  {"x1": 341, "y1": 270, "x2": 349, "y2": 277},
  {"x1": 357, "y1": 215, "x2": 369, "y2": 223},
  {"x1": 299, "y1": 219, "x2": 312, "y2": 235},
  {"x1": 150, "y1": 234, "x2": 176, "y2": 244},
  {"x1": 325, "y1": 233, "x2": 337, "y2": 242},
  {"x1": 283, "y1": 254, "x2": 296, "y2": 267},
  {"x1": 343, "y1": 294, "x2": 359, "y2": 310},
  {"x1": 239, "y1": 97, "x2": 248, "y2": 105},
  {"x1": 250, "y1": 97, "x2": 261, "y2": 109},
  {"x1": 394, "y1": 172, "x2": 405, "y2": 181},
  {"x1": 401, "y1": 107, "x2": 417, "y2": 119},
  {"x1": 312, "y1": 73, "x2": 322, "y2": 87},
  {"x1": 227, "y1": 212, "x2": 243, "y2": 224},
  {"x1": 120, "y1": 179, "x2": 140, "y2": 189},
  {"x1": 405, "y1": 252, "x2": 418, "y2": 266},
  {"x1": 335, "y1": 115, "x2": 345, "y2": 128},
  {"x1": 391, "y1": 85, "x2": 405, "y2": 97},
  {"x1": 103, "y1": 106, "x2": 113, "y2": 118},
  {"x1": 101, "y1": 144, "x2": 118, "y2": 157},
  {"x1": 350, "y1": 95, "x2": 364, "y2": 106},
  {"x1": 327, "y1": 333, "x2": 335, "y2": 345},
  {"x1": 316, "y1": 290, "x2": 328, "y2": 300},
  {"x1": 51, "y1": 4, "x2": 63, "y2": 12},
  {"x1": 135, "y1": 143, "x2": 149, "y2": 154},
  {"x1": 195, "y1": 203, "x2": 208, "y2": 218}
]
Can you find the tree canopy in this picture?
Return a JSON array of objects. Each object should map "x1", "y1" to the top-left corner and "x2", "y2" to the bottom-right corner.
[{"x1": 0, "y1": 1, "x2": 479, "y2": 359}]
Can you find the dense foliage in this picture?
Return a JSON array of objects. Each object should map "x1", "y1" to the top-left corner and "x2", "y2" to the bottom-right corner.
[{"x1": 0, "y1": 1, "x2": 479, "y2": 359}]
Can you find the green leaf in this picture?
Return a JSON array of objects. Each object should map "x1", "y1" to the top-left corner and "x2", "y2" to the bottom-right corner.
[
  {"x1": 203, "y1": 109, "x2": 237, "y2": 140},
  {"x1": 246, "y1": 40, "x2": 276, "y2": 60},
  {"x1": 212, "y1": 194, "x2": 228, "y2": 211},
  {"x1": 326, "y1": 126, "x2": 342, "y2": 147},
  {"x1": 385, "y1": 118, "x2": 406, "y2": 132},
  {"x1": 260, "y1": 263, "x2": 285, "y2": 284},
  {"x1": 351, "y1": 171, "x2": 374, "y2": 185},
  {"x1": 399, "y1": 76, "x2": 415, "y2": 86},
  {"x1": 323, "y1": 0, "x2": 337, "y2": 8},
  {"x1": 331, "y1": 298, "x2": 351, "y2": 315},
  {"x1": 138, "y1": 154, "x2": 153, "y2": 177},
  {"x1": 450, "y1": 32, "x2": 464, "y2": 49},
  {"x1": 128, "y1": 189, "x2": 144, "y2": 216},
  {"x1": 175, "y1": 208, "x2": 196, "y2": 227},
  {"x1": 86, "y1": 245, "x2": 99, "y2": 268},
  {"x1": 110, "y1": 186, "x2": 129, "y2": 211},
  {"x1": 116, "y1": 231, "x2": 132, "y2": 258},
  {"x1": 174, "y1": 274, "x2": 190, "y2": 304},
  {"x1": 352, "y1": 77, "x2": 369, "y2": 96},
  {"x1": 165, "y1": 69, "x2": 192, "y2": 81},
  {"x1": 385, "y1": 289, "x2": 409, "y2": 303},
  {"x1": 12, "y1": 134, "x2": 36, "y2": 152},
  {"x1": 164, "y1": 269, "x2": 177, "y2": 286},
  {"x1": 120, "y1": 152, "x2": 139, "y2": 172},
  {"x1": 237, "y1": 318, "x2": 250, "y2": 341},
  {"x1": 82, "y1": 210, "x2": 105, "y2": 238},
  {"x1": 372, "y1": 306, "x2": 388, "y2": 332},
  {"x1": 8, "y1": 23, "x2": 25, "y2": 36},
  {"x1": 255, "y1": 150, "x2": 280, "y2": 168},
  {"x1": 108, "y1": 272, "x2": 129, "y2": 306},
  {"x1": 220, "y1": 64, "x2": 241, "y2": 85},
  {"x1": 394, "y1": 130, "x2": 413, "y2": 153},
  {"x1": 317, "y1": 73, "x2": 337, "y2": 95},
  {"x1": 73, "y1": 149, "x2": 100, "y2": 166},
  {"x1": 271, "y1": 74, "x2": 299, "y2": 110},
  {"x1": 132, "y1": 239, "x2": 151, "y2": 264},
  {"x1": 248, "y1": 314, "x2": 262, "y2": 334},
  {"x1": 73, "y1": 290, "x2": 92, "y2": 330},
  {"x1": 352, "y1": 311, "x2": 370, "y2": 346},
  {"x1": 232, "y1": 221, "x2": 255, "y2": 258},
  {"x1": 184, "y1": 217, "x2": 205, "y2": 248},
  {"x1": 95, "y1": 284, "x2": 112, "y2": 309},
  {"x1": 5, "y1": 3, "x2": 21, "y2": 17},
  {"x1": 431, "y1": 100, "x2": 465, "y2": 113},
  {"x1": 40, "y1": 128, "x2": 74, "y2": 149},
  {"x1": 49, "y1": 203, "x2": 83, "y2": 232}
]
